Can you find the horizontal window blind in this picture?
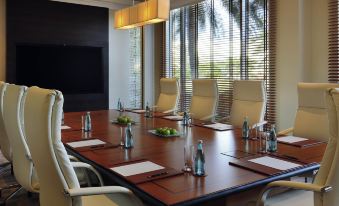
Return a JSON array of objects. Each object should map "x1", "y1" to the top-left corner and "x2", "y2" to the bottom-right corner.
[
  {"x1": 128, "y1": 28, "x2": 143, "y2": 108},
  {"x1": 329, "y1": 0, "x2": 339, "y2": 82},
  {"x1": 162, "y1": 0, "x2": 276, "y2": 125}
]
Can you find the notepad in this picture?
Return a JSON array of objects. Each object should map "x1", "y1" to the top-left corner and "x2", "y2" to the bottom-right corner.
[
  {"x1": 163, "y1": 115, "x2": 183, "y2": 120},
  {"x1": 204, "y1": 123, "x2": 233, "y2": 130},
  {"x1": 66, "y1": 139, "x2": 106, "y2": 148},
  {"x1": 277, "y1": 136, "x2": 308, "y2": 143},
  {"x1": 249, "y1": 156, "x2": 301, "y2": 171},
  {"x1": 111, "y1": 161, "x2": 164, "y2": 177},
  {"x1": 61, "y1": 125, "x2": 71, "y2": 130}
]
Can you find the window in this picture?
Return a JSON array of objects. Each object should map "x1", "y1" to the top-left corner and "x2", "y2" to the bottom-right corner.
[
  {"x1": 128, "y1": 28, "x2": 143, "y2": 108},
  {"x1": 329, "y1": 0, "x2": 338, "y2": 82},
  {"x1": 162, "y1": 0, "x2": 276, "y2": 125}
]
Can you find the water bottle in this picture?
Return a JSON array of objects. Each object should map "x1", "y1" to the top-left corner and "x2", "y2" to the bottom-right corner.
[
  {"x1": 194, "y1": 140, "x2": 205, "y2": 176},
  {"x1": 124, "y1": 123, "x2": 134, "y2": 149},
  {"x1": 117, "y1": 98, "x2": 121, "y2": 111},
  {"x1": 84, "y1": 112, "x2": 92, "y2": 132},
  {"x1": 267, "y1": 124, "x2": 277, "y2": 152},
  {"x1": 145, "y1": 102, "x2": 151, "y2": 118},
  {"x1": 183, "y1": 111, "x2": 191, "y2": 126},
  {"x1": 242, "y1": 116, "x2": 249, "y2": 139}
]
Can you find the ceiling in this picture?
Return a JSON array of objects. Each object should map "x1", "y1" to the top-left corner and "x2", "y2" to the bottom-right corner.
[{"x1": 50, "y1": 0, "x2": 204, "y2": 10}]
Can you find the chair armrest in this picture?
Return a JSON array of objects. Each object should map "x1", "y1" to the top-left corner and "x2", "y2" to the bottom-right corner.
[
  {"x1": 64, "y1": 186, "x2": 132, "y2": 197},
  {"x1": 278, "y1": 127, "x2": 294, "y2": 136},
  {"x1": 256, "y1": 181, "x2": 332, "y2": 206},
  {"x1": 268, "y1": 181, "x2": 331, "y2": 192},
  {"x1": 251, "y1": 121, "x2": 267, "y2": 129},
  {"x1": 200, "y1": 114, "x2": 216, "y2": 121},
  {"x1": 71, "y1": 162, "x2": 104, "y2": 186},
  {"x1": 218, "y1": 116, "x2": 230, "y2": 123},
  {"x1": 68, "y1": 155, "x2": 79, "y2": 162},
  {"x1": 162, "y1": 109, "x2": 176, "y2": 114}
]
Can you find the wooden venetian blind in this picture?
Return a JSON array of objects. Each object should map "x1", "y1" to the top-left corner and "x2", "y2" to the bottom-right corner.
[
  {"x1": 329, "y1": 0, "x2": 339, "y2": 82},
  {"x1": 162, "y1": 0, "x2": 276, "y2": 125}
]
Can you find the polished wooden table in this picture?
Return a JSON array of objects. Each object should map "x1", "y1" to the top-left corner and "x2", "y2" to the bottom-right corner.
[{"x1": 62, "y1": 110, "x2": 326, "y2": 206}]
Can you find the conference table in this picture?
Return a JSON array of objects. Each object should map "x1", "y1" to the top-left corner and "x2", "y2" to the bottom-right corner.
[{"x1": 61, "y1": 110, "x2": 326, "y2": 206}]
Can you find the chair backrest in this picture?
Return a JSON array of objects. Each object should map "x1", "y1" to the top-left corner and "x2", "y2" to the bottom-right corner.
[
  {"x1": 0, "y1": 81, "x2": 11, "y2": 161},
  {"x1": 2, "y1": 84, "x2": 38, "y2": 192},
  {"x1": 190, "y1": 79, "x2": 218, "y2": 121},
  {"x1": 230, "y1": 80, "x2": 266, "y2": 127},
  {"x1": 24, "y1": 87, "x2": 80, "y2": 206},
  {"x1": 156, "y1": 78, "x2": 180, "y2": 113},
  {"x1": 313, "y1": 88, "x2": 339, "y2": 206},
  {"x1": 293, "y1": 83, "x2": 339, "y2": 141}
]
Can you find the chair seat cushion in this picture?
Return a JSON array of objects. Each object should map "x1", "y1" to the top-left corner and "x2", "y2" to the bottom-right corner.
[
  {"x1": 266, "y1": 190, "x2": 313, "y2": 206},
  {"x1": 82, "y1": 193, "x2": 143, "y2": 206}
]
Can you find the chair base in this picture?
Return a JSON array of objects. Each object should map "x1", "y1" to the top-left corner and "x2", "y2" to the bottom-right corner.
[{"x1": 0, "y1": 186, "x2": 23, "y2": 206}]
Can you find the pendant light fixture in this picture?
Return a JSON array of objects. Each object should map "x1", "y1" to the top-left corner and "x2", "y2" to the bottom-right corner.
[{"x1": 114, "y1": 0, "x2": 170, "y2": 29}]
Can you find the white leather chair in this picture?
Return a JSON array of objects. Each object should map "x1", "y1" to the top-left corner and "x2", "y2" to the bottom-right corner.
[
  {"x1": 0, "y1": 81, "x2": 11, "y2": 163},
  {"x1": 3, "y1": 84, "x2": 104, "y2": 197},
  {"x1": 2, "y1": 84, "x2": 39, "y2": 193},
  {"x1": 256, "y1": 87, "x2": 339, "y2": 206},
  {"x1": 155, "y1": 78, "x2": 180, "y2": 113},
  {"x1": 24, "y1": 86, "x2": 143, "y2": 206},
  {"x1": 229, "y1": 80, "x2": 266, "y2": 128},
  {"x1": 279, "y1": 83, "x2": 339, "y2": 141},
  {"x1": 190, "y1": 79, "x2": 218, "y2": 121}
]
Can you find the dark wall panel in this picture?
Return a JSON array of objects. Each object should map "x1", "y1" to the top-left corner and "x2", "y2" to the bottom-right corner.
[{"x1": 6, "y1": 0, "x2": 109, "y2": 112}]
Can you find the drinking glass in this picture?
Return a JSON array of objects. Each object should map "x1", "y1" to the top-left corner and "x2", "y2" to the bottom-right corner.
[
  {"x1": 81, "y1": 115, "x2": 85, "y2": 131},
  {"x1": 120, "y1": 127, "x2": 125, "y2": 146},
  {"x1": 183, "y1": 145, "x2": 194, "y2": 172}
]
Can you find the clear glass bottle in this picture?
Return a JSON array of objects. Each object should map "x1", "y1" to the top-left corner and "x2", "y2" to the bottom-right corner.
[
  {"x1": 267, "y1": 124, "x2": 277, "y2": 152},
  {"x1": 242, "y1": 116, "x2": 249, "y2": 139},
  {"x1": 84, "y1": 112, "x2": 91, "y2": 132},
  {"x1": 124, "y1": 123, "x2": 134, "y2": 149},
  {"x1": 183, "y1": 111, "x2": 190, "y2": 126},
  {"x1": 145, "y1": 102, "x2": 151, "y2": 118},
  {"x1": 117, "y1": 98, "x2": 121, "y2": 111},
  {"x1": 194, "y1": 140, "x2": 205, "y2": 176}
]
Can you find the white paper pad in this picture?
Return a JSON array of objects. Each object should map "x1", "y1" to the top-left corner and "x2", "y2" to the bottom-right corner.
[
  {"x1": 204, "y1": 123, "x2": 232, "y2": 130},
  {"x1": 163, "y1": 115, "x2": 183, "y2": 120},
  {"x1": 111, "y1": 161, "x2": 165, "y2": 177},
  {"x1": 61, "y1": 125, "x2": 71, "y2": 130},
  {"x1": 66, "y1": 139, "x2": 106, "y2": 148},
  {"x1": 277, "y1": 136, "x2": 308, "y2": 143},
  {"x1": 249, "y1": 156, "x2": 301, "y2": 171},
  {"x1": 132, "y1": 110, "x2": 146, "y2": 113}
]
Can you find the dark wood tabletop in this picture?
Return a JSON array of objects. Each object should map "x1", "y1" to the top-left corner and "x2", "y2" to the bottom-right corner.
[{"x1": 62, "y1": 110, "x2": 326, "y2": 206}]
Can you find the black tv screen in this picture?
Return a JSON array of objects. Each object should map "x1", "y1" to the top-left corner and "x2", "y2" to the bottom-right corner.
[{"x1": 16, "y1": 44, "x2": 104, "y2": 94}]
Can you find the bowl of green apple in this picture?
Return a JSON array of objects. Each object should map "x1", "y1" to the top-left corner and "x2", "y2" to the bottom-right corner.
[
  {"x1": 112, "y1": 115, "x2": 135, "y2": 125},
  {"x1": 149, "y1": 127, "x2": 179, "y2": 137}
]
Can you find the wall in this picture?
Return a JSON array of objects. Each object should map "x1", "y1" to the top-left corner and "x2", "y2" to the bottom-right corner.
[
  {"x1": 310, "y1": 0, "x2": 328, "y2": 83},
  {"x1": 0, "y1": 0, "x2": 5, "y2": 81},
  {"x1": 108, "y1": 10, "x2": 131, "y2": 109},
  {"x1": 276, "y1": 0, "x2": 328, "y2": 131},
  {"x1": 108, "y1": 11, "x2": 155, "y2": 109}
]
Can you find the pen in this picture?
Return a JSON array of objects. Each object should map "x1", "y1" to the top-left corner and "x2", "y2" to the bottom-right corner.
[
  {"x1": 147, "y1": 172, "x2": 168, "y2": 178},
  {"x1": 281, "y1": 154, "x2": 299, "y2": 161},
  {"x1": 90, "y1": 145, "x2": 105, "y2": 149}
]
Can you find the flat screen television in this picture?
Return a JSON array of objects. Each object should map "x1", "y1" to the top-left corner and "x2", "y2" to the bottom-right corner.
[{"x1": 16, "y1": 44, "x2": 104, "y2": 95}]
